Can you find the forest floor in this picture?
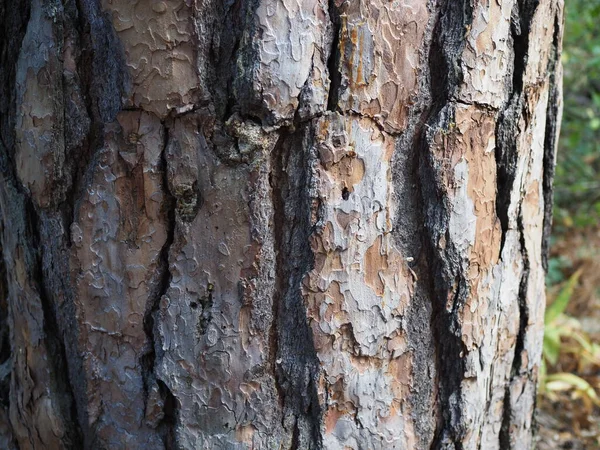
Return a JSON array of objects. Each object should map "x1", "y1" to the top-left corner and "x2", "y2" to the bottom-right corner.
[{"x1": 537, "y1": 226, "x2": 600, "y2": 449}]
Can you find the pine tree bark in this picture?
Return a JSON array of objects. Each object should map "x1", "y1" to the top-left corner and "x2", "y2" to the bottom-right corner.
[{"x1": 0, "y1": 0, "x2": 564, "y2": 449}]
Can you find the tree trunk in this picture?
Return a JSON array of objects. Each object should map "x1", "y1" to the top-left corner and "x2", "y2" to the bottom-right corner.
[{"x1": 0, "y1": 0, "x2": 564, "y2": 448}]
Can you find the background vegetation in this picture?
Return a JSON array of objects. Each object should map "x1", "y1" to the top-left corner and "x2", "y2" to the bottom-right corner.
[
  {"x1": 552, "y1": 1, "x2": 600, "y2": 233},
  {"x1": 539, "y1": 1, "x2": 600, "y2": 447}
]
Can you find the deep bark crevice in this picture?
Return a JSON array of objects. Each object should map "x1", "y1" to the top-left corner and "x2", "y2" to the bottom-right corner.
[
  {"x1": 141, "y1": 122, "x2": 177, "y2": 446},
  {"x1": 422, "y1": 1, "x2": 475, "y2": 446},
  {"x1": 499, "y1": 381, "x2": 513, "y2": 450},
  {"x1": 1, "y1": 2, "x2": 88, "y2": 445},
  {"x1": 495, "y1": 96, "x2": 520, "y2": 253},
  {"x1": 0, "y1": 0, "x2": 30, "y2": 189},
  {"x1": 389, "y1": 1, "x2": 442, "y2": 445},
  {"x1": 514, "y1": 208, "x2": 531, "y2": 378},
  {"x1": 211, "y1": 0, "x2": 257, "y2": 122},
  {"x1": 290, "y1": 418, "x2": 300, "y2": 450},
  {"x1": 499, "y1": 206, "x2": 531, "y2": 449},
  {"x1": 271, "y1": 124, "x2": 323, "y2": 449},
  {"x1": 75, "y1": 0, "x2": 130, "y2": 123},
  {"x1": 496, "y1": 3, "x2": 547, "y2": 446},
  {"x1": 0, "y1": 234, "x2": 15, "y2": 450},
  {"x1": 0, "y1": 240, "x2": 9, "y2": 407},
  {"x1": 428, "y1": 273, "x2": 469, "y2": 450},
  {"x1": 495, "y1": 0, "x2": 539, "y2": 254},
  {"x1": 542, "y1": 12, "x2": 563, "y2": 271},
  {"x1": 511, "y1": 1, "x2": 540, "y2": 95},
  {"x1": 326, "y1": 0, "x2": 341, "y2": 112},
  {"x1": 269, "y1": 131, "x2": 289, "y2": 414},
  {"x1": 428, "y1": 0, "x2": 474, "y2": 107},
  {"x1": 157, "y1": 379, "x2": 178, "y2": 450},
  {"x1": 233, "y1": 0, "x2": 274, "y2": 124},
  {"x1": 26, "y1": 201, "x2": 84, "y2": 448}
]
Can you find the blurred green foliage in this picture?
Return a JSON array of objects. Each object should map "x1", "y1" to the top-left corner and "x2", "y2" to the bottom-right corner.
[
  {"x1": 538, "y1": 5, "x2": 600, "y2": 445},
  {"x1": 546, "y1": 251, "x2": 572, "y2": 285},
  {"x1": 554, "y1": 0, "x2": 600, "y2": 230}
]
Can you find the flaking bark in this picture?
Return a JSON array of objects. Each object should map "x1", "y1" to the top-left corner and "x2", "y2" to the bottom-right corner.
[{"x1": 0, "y1": 0, "x2": 564, "y2": 448}]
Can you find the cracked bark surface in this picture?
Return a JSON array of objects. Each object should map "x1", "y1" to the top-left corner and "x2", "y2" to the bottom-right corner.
[{"x1": 0, "y1": 0, "x2": 563, "y2": 448}]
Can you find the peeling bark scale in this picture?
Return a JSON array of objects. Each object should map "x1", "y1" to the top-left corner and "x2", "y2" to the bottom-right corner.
[{"x1": 0, "y1": 0, "x2": 563, "y2": 448}]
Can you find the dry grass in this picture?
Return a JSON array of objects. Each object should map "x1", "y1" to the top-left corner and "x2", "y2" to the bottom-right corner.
[{"x1": 537, "y1": 226, "x2": 600, "y2": 449}]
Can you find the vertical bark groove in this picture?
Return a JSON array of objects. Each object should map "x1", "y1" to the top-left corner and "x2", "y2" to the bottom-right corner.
[
  {"x1": 271, "y1": 126, "x2": 324, "y2": 449},
  {"x1": 140, "y1": 121, "x2": 177, "y2": 447},
  {"x1": 31, "y1": 207, "x2": 84, "y2": 448},
  {"x1": 0, "y1": 231, "x2": 16, "y2": 450},
  {"x1": 326, "y1": 0, "x2": 341, "y2": 113},
  {"x1": 499, "y1": 207, "x2": 531, "y2": 448},
  {"x1": 541, "y1": 12, "x2": 564, "y2": 271},
  {"x1": 268, "y1": 132, "x2": 287, "y2": 416},
  {"x1": 422, "y1": 1, "x2": 474, "y2": 447}
]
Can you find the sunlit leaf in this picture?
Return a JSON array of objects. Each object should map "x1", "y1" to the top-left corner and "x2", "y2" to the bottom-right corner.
[
  {"x1": 545, "y1": 270, "x2": 583, "y2": 324},
  {"x1": 543, "y1": 329, "x2": 562, "y2": 366},
  {"x1": 545, "y1": 373, "x2": 600, "y2": 407}
]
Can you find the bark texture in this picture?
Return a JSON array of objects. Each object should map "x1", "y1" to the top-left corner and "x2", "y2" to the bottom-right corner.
[{"x1": 0, "y1": 0, "x2": 563, "y2": 448}]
